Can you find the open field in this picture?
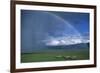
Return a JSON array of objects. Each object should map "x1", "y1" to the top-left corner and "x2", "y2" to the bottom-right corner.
[{"x1": 21, "y1": 49, "x2": 89, "y2": 63}]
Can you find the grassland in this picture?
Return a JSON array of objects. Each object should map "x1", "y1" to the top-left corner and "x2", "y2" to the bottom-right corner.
[{"x1": 21, "y1": 49, "x2": 89, "y2": 63}]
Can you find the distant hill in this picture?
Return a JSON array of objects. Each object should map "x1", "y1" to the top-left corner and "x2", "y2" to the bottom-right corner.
[
  {"x1": 22, "y1": 42, "x2": 89, "y2": 53},
  {"x1": 47, "y1": 42, "x2": 89, "y2": 49}
]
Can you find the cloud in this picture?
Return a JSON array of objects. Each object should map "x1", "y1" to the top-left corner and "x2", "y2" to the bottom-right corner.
[{"x1": 43, "y1": 35, "x2": 89, "y2": 46}]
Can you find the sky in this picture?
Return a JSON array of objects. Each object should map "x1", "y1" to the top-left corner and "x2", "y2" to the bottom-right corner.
[
  {"x1": 21, "y1": 10, "x2": 89, "y2": 52},
  {"x1": 52, "y1": 11, "x2": 89, "y2": 34}
]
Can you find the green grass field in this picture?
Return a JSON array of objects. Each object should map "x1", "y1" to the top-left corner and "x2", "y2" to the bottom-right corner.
[{"x1": 21, "y1": 49, "x2": 89, "y2": 63}]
